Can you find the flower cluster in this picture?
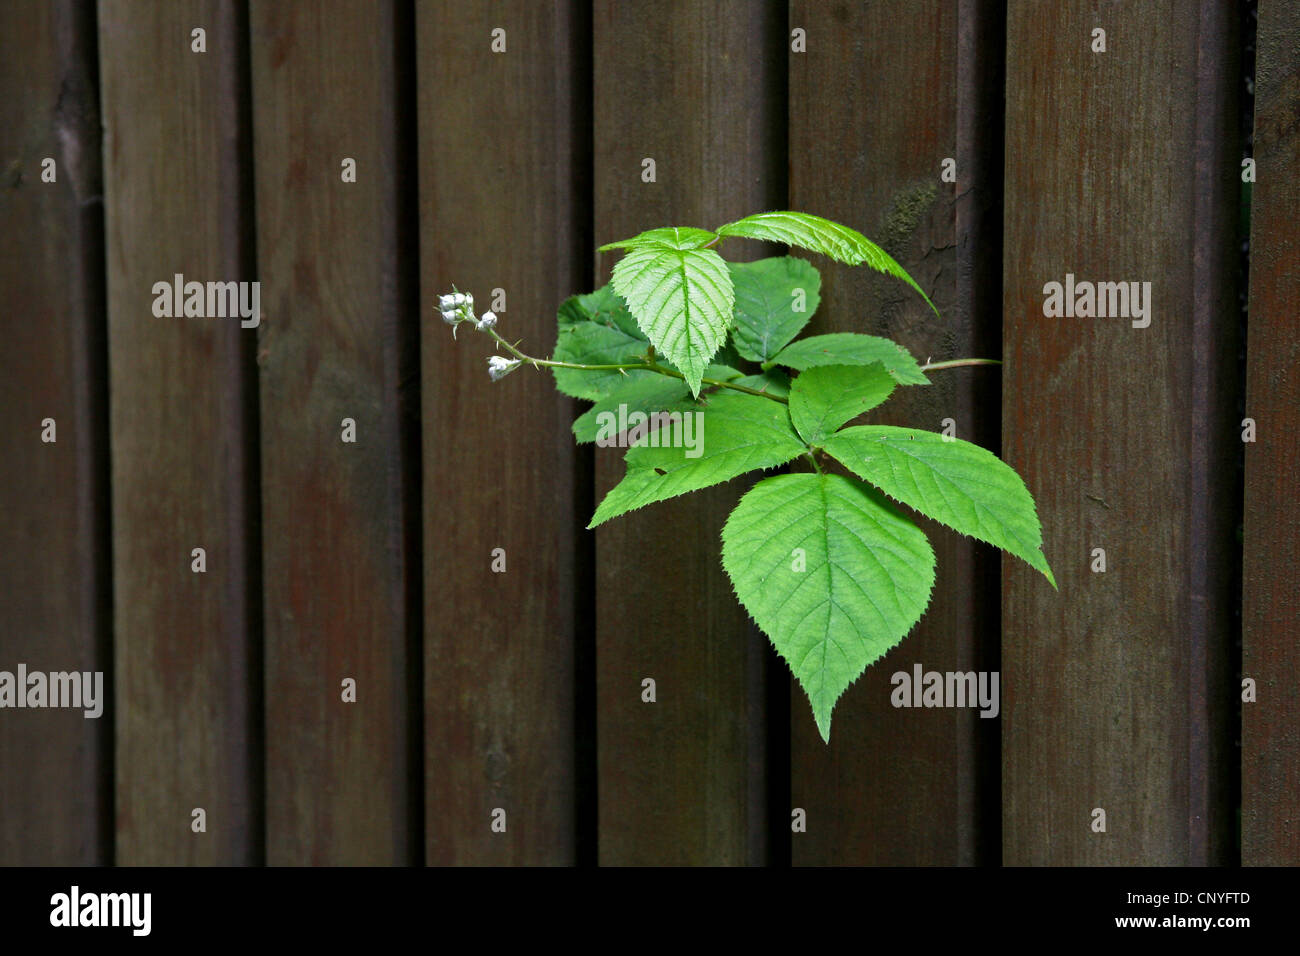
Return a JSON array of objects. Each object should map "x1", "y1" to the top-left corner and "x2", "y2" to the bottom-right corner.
[
  {"x1": 438, "y1": 291, "x2": 499, "y2": 332},
  {"x1": 438, "y1": 289, "x2": 516, "y2": 381}
]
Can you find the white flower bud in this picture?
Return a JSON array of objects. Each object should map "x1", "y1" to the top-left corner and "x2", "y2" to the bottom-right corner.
[
  {"x1": 487, "y1": 355, "x2": 521, "y2": 381},
  {"x1": 441, "y1": 309, "x2": 459, "y2": 325},
  {"x1": 477, "y1": 311, "x2": 498, "y2": 330},
  {"x1": 438, "y1": 293, "x2": 457, "y2": 310}
]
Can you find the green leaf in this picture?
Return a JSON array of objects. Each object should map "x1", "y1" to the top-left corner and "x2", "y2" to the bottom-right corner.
[
  {"x1": 570, "y1": 363, "x2": 742, "y2": 443},
  {"x1": 821, "y1": 425, "x2": 1056, "y2": 587},
  {"x1": 599, "y1": 226, "x2": 717, "y2": 252},
  {"x1": 610, "y1": 243, "x2": 735, "y2": 397},
  {"x1": 714, "y1": 211, "x2": 938, "y2": 315},
  {"x1": 589, "y1": 392, "x2": 806, "y2": 528},
  {"x1": 552, "y1": 292, "x2": 653, "y2": 400},
  {"x1": 728, "y1": 256, "x2": 821, "y2": 362},
  {"x1": 788, "y1": 364, "x2": 895, "y2": 444},
  {"x1": 722, "y1": 473, "x2": 935, "y2": 742},
  {"x1": 770, "y1": 333, "x2": 930, "y2": 385},
  {"x1": 730, "y1": 369, "x2": 792, "y2": 399}
]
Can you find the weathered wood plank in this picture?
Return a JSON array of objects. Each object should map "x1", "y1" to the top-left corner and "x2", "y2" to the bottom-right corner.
[
  {"x1": 1001, "y1": 0, "x2": 1238, "y2": 865},
  {"x1": 1242, "y1": 0, "x2": 1300, "y2": 866},
  {"x1": 788, "y1": 0, "x2": 1001, "y2": 866},
  {"x1": 99, "y1": 0, "x2": 259, "y2": 864},
  {"x1": 0, "y1": 0, "x2": 109, "y2": 865},
  {"x1": 250, "y1": 0, "x2": 419, "y2": 865},
  {"x1": 592, "y1": 0, "x2": 784, "y2": 866},
  {"x1": 418, "y1": 0, "x2": 584, "y2": 865}
]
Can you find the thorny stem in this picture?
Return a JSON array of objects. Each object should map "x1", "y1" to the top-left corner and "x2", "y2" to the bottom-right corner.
[
  {"x1": 918, "y1": 357, "x2": 1002, "y2": 372},
  {"x1": 484, "y1": 326, "x2": 999, "y2": 403}
]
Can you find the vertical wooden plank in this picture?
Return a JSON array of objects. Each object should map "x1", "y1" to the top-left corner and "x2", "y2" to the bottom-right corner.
[
  {"x1": 593, "y1": 0, "x2": 784, "y2": 866},
  {"x1": 99, "y1": 0, "x2": 259, "y2": 864},
  {"x1": 1002, "y1": 0, "x2": 1238, "y2": 865},
  {"x1": 418, "y1": 0, "x2": 585, "y2": 865},
  {"x1": 1243, "y1": 0, "x2": 1300, "y2": 865},
  {"x1": 250, "y1": 0, "x2": 418, "y2": 865},
  {"x1": 788, "y1": 0, "x2": 1001, "y2": 866},
  {"x1": 0, "y1": 0, "x2": 109, "y2": 865}
]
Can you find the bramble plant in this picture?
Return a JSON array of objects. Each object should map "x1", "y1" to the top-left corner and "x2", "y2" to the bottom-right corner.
[{"x1": 439, "y1": 211, "x2": 1054, "y2": 742}]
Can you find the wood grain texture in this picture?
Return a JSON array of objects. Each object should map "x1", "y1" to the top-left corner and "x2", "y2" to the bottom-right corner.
[
  {"x1": 788, "y1": 0, "x2": 1001, "y2": 866},
  {"x1": 1002, "y1": 0, "x2": 1238, "y2": 865},
  {"x1": 251, "y1": 0, "x2": 419, "y2": 865},
  {"x1": 418, "y1": 0, "x2": 584, "y2": 865},
  {"x1": 0, "y1": 0, "x2": 109, "y2": 865},
  {"x1": 592, "y1": 0, "x2": 784, "y2": 866},
  {"x1": 1242, "y1": 0, "x2": 1300, "y2": 865},
  {"x1": 99, "y1": 0, "x2": 259, "y2": 864}
]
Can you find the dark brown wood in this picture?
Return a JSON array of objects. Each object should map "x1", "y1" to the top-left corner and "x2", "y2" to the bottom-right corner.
[
  {"x1": 0, "y1": 0, "x2": 109, "y2": 865},
  {"x1": 417, "y1": 0, "x2": 584, "y2": 865},
  {"x1": 1001, "y1": 0, "x2": 1238, "y2": 865},
  {"x1": 788, "y1": 0, "x2": 1001, "y2": 866},
  {"x1": 592, "y1": 0, "x2": 784, "y2": 865},
  {"x1": 250, "y1": 0, "x2": 418, "y2": 865},
  {"x1": 1243, "y1": 0, "x2": 1300, "y2": 865},
  {"x1": 99, "y1": 0, "x2": 259, "y2": 864}
]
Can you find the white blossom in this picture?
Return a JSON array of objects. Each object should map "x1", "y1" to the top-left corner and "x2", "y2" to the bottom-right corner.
[
  {"x1": 476, "y1": 311, "x2": 498, "y2": 330},
  {"x1": 487, "y1": 355, "x2": 521, "y2": 381},
  {"x1": 438, "y1": 293, "x2": 457, "y2": 310}
]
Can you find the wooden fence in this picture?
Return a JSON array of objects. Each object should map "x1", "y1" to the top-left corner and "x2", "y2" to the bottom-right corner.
[{"x1": 1, "y1": 0, "x2": 1294, "y2": 866}]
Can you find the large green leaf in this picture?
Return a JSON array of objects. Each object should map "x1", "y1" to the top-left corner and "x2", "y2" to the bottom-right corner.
[
  {"x1": 600, "y1": 226, "x2": 717, "y2": 252},
  {"x1": 821, "y1": 425, "x2": 1056, "y2": 587},
  {"x1": 571, "y1": 363, "x2": 742, "y2": 443},
  {"x1": 722, "y1": 472, "x2": 935, "y2": 742},
  {"x1": 609, "y1": 236, "x2": 735, "y2": 397},
  {"x1": 714, "y1": 210, "x2": 938, "y2": 315},
  {"x1": 589, "y1": 392, "x2": 805, "y2": 528},
  {"x1": 770, "y1": 333, "x2": 929, "y2": 385},
  {"x1": 788, "y1": 363, "x2": 895, "y2": 444},
  {"x1": 728, "y1": 256, "x2": 821, "y2": 362}
]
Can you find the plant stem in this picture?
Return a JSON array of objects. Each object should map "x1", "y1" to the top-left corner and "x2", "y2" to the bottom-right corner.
[
  {"x1": 918, "y1": 357, "x2": 1002, "y2": 373},
  {"x1": 483, "y1": 325, "x2": 996, "y2": 400}
]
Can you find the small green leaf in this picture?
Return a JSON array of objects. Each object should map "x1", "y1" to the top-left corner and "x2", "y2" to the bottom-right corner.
[
  {"x1": 714, "y1": 211, "x2": 938, "y2": 315},
  {"x1": 599, "y1": 226, "x2": 717, "y2": 252},
  {"x1": 552, "y1": 293, "x2": 653, "y2": 400},
  {"x1": 589, "y1": 392, "x2": 806, "y2": 528},
  {"x1": 722, "y1": 473, "x2": 935, "y2": 742},
  {"x1": 788, "y1": 363, "x2": 895, "y2": 444},
  {"x1": 728, "y1": 256, "x2": 821, "y2": 362},
  {"x1": 821, "y1": 425, "x2": 1056, "y2": 587},
  {"x1": 770, "y1": 333, "x2": 929, "y2": 385},
  {"x1": 610, "y1": 243, "x2": 734, "y2": 397}
]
